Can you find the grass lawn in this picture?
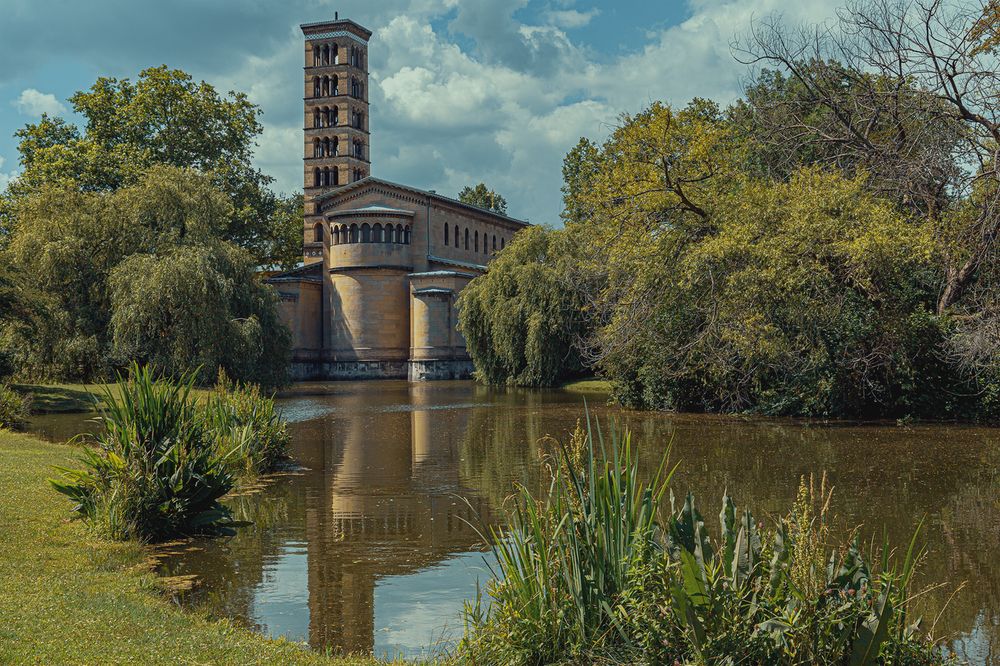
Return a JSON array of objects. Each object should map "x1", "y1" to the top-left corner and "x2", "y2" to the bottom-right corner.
[
  {"x1": 15, "y1": 382, "x2": 214, "y2": 415},
  {"x1": 13, "y1": 382, "x2": 117, "y2": 414},
  {"x1": 559, "y1": 377, "x2": 612, "y2": 393},
  {"x1": 0, "y1": 429, "x2": 390, "y2": 666}
]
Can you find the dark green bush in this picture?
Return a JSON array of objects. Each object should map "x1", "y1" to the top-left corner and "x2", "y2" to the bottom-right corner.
[{"x1": 0, "y1": 383, "x2": 31, "y2": 429}]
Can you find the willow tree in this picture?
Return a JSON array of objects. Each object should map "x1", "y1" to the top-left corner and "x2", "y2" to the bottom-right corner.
[{"x1": 457, "y1": 225, "x2": 586, "y2": 386}]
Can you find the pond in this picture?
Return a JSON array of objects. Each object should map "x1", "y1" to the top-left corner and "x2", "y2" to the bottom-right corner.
[{"x1": 29, "y1": 380, "x2": 1000, "y2": 663}]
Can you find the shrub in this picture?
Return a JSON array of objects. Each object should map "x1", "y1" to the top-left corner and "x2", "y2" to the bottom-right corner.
[
  {"x1": 203, "y1": 369, "x2": 289, "y2": 477},
  {"x1": 460, "y1": 416, "x2": 956, "y2": 665},
  {"x1": 50, "y1": 364, "x2": 234, "y2": 541},
  {"x1": 0, "y1": 383, "x2": 31, "y2": 429}
]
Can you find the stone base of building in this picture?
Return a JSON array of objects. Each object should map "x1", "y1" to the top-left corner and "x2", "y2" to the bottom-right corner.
[
  {"x1": 407, "y1": 359, "x2": 475, "y2": 382},
  {"x1": 288, "y1": 358, "x2": 473, "y2": 381}
]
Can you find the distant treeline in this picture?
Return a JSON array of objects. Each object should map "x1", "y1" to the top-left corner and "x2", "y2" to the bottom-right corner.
[{"x1": 458, "y1": 0, "x2": 1000, "y2": 419}]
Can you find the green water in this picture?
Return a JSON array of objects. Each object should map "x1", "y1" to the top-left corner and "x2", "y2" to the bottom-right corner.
[{"x1": 29, "y1": 380, "x2": 1000, "y2": 663}]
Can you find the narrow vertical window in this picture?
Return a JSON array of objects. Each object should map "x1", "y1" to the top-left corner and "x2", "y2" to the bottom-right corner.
[{"x1": 444, "y1": 224, "x2": 449, "y2": 245}]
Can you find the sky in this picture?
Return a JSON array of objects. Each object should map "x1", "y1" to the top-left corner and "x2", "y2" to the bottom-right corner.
[{"x1": 0, "y1": 0, "x2": 844, "y2": 225}]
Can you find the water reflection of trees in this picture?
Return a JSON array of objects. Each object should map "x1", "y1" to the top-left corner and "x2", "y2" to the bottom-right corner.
[{"x1": 159, "y1": 383, "x2": 999, "y2": 661}]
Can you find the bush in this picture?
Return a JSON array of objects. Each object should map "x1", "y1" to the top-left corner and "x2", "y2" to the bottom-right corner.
[
  {"x1": 203, "y1": 369, "x2": 289, "y2": 477},
  {"x1": 0, "y1": 383, "x2": 31, "y2": 429},
  {"x1": 50, "y1": 364, "x2": 234, "y2": 541},
  {"x1": 460, "y1": 417, "x2": 956, "y2": 665}
]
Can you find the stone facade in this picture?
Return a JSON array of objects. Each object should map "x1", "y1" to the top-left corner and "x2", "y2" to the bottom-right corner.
[{"x1": 267, "y1": 17, "x2": 528, "y2": 381}]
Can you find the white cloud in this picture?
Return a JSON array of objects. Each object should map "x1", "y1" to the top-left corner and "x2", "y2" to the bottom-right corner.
[
  {"x1": 8, "y1": 0, "x2": 841, "y2": 225},
  {"x1": 543, "y1": 8, "x2": 600, "y2": 29},
  {"x1": 13, "y1": 88, "x2": 66, "y2": 117}
]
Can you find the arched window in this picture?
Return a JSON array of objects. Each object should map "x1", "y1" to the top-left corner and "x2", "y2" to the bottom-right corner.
[
  {"x1": 373, "y1": 223, "x2": 383, "y2": 242},
  {"x1": 396, "y1": 224, "x2": 404, "y2": 243},
  {"x1": 333, "y1": 226, "x2": 340, "y2": 245},
  {"x1": 464, "y1": 228, "x2": 469, "y2": 250},
  {"x1": 313, "y1": 76, "x2": 320, "y2": 98},
  {"x1": 332, "y1": 44, "x2": 338, "y2": 64},
  {"x1": 333, "y1": 76, "x2": 339, "y2": 96},
  {"x1": 322, "y1": 137, "x2": 330, "y2": 157},
  {"x1": 332, "y1": 106, "x2": 339, "y2": 126},
  {"x1": 361, "y1": 223, "x2": 371, "y2": 243},
  {"x1": 404, "y1": 226, "x2": 411, "y2": 244},
  {"x1": 332, "y1": 137, "x2": 339, "y2": 156},
  {"x1": 350, "y1": 224, "x2": 359, "y2": 243},
  {"x1": 323, "y1": 44, "x2": 330, "y2": 65},
  {"x1": 475, "y1": 230, "x2": 479, "y2": 252},
  {"x1": 313, "y1": 223, "x2": 323, "y2": 243},
  {"x1": 501, "y1": 237, "x2": 505, "y2": 249},
  {"x1": 313, "y1": 109, "x2": 320, "y2": 128},
  {"x1": 313, "y1": 45, "x2": 321, "y2": 67},
  {"x1": 314, "y1": 167, "x2": 321, "y2": 187},
  {"x1": 444, "y1": 224, "x2": 449, "y2": 245},
  {"x1": 493, "y1": 235, "x2": 497, "y2": 251},
  {"x1": 454, "y1": 225, "x2": 459, "y2": 247},
  {"x1": 332, "y1": 167, "x2": 339, "y2": 186},
  {"x1": 313, "y1": 138, "x2": 321, "y2": 158}
]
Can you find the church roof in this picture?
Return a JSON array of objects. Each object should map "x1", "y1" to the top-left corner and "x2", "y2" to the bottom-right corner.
[{"x1": 315, "y1": 177, "x2": 530, "y2": 228}]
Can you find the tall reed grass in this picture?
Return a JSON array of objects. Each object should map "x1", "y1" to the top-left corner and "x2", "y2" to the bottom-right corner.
[
  {"x1": 50, "y1": 364, "x2": 234, "y2": 541},
  {"x1": 204, "y1": 369, "x2": 289, "y2": 478},
  {"x1": 50, "y1": 364, "x2": 290, "y2": 542},
  {"x1": 460, "y1": 416, "x2": 957, "y2": 665}
]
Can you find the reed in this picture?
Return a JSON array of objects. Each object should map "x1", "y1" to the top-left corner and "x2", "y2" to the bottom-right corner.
[
  {"x1": 50, "y1": 363, "x2": 234, "y2": 541},
  {"x1": 203, "y1": 369, "x2": 289, "y2": 478},
  {"x1": 460, "y1": 414, "x2": 958, "y2": 665}
]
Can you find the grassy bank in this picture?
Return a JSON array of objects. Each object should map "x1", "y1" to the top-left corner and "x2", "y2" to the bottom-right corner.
[
  {"x1": 0, "y1": 429, "x2": 384, "y2": 666},
  {"x1": 559, "y1": 377, "x2": 612, "y2": 393}
]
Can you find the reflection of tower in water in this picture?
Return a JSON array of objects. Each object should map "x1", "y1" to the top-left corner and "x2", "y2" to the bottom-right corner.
[{"x1": 303, "y1": 383, "x2": 492, "y2": 654}]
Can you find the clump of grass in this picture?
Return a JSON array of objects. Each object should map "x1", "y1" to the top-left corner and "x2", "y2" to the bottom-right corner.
[
  {"x1": 460, "y1": 414, "x2": 958, "y2": 665},
  {"x1": 0, "y1": 382, "x2": 31, "y2": 429},
  {"x1": 204, "y1": 368, "x2": 289, "y2": 478},
  {"x1": 50, "y1": 363, "x2": 234, "y2": 541}
]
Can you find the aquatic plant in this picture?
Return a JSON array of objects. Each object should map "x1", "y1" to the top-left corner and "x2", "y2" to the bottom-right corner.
[
  {"x1": 50, "y1": 363, "x2": 234, "y2": 541},
  {"x1": 203, "y1": 368, "x2": 289, "y2": 477},
  {"x1": 460, "y1": 416, "x2": 958, "y2": 665}
]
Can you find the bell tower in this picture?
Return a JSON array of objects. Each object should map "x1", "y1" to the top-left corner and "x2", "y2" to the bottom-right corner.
[{"x1": 301, "y1": 15, "x2": 372, "y2": 263}]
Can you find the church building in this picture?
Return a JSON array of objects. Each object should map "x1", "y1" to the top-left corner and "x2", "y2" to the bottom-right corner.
[{"x1": 268, "y1": 16, "x2": 528, "y2": 381}]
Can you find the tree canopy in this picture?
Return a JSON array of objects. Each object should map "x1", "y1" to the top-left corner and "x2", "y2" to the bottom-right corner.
[
  {"x1": 1, "y1": 66, "x2": 300, "y2": 268},
  {"x1": 2, "y1": 166, "x2": 289, "y2": 385},
  {"x1": 458, "y1": 183, "x2": 509, "y2": 215},
  {"x1": 459, "y1": 0, "x2": 1000, "y2": 419}
]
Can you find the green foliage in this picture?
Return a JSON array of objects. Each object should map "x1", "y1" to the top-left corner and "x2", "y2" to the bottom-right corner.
[
  {"x1": 50, "y1": 364, "x2": 234, "y2": 541},
  {"x1": 3, "y1": 66, "x2": 298, "y2": 268},
  {"x1": 460, "y1": 417, "x2": 955, "y2": 665},
  {"x1": 203, "y1": 369, "x2": 289, "y2": 478},
  {"x1": 109, "y1": 243, "x2": 289, "y2": 388},
  {"x1": 3, "y1": 165, "x2": 289, "y2": 386},
  {"x1": 464, "y1": 94, "x2": 1000, "y2": 418},
  {"x1": 458, "y1": 225, "x2": 587, "y2": 386},
  {"x1": 0, "y1": 383, "x2": 31, "y2": 429},
  {"x1": 458, "y1": 182, "x2": 509, "y2": 215}
]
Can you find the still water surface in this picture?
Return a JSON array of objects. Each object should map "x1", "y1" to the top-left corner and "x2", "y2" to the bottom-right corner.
[{"x1": 29, "y1": 380, "x2": 1000, "y2": 663}]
